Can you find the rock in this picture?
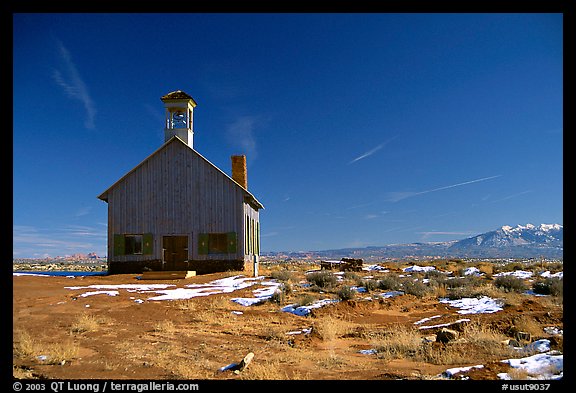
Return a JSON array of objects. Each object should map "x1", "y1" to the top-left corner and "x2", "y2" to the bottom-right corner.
[
  {"x1": 515, "y1": 331, "x2": 532, "y2": 342},
  {"x1": 222, "y1": 352, "x2": 255, "y2": 374},
  {"x1": 236, "y1": 352, "x2": 254, "y2": 373},
  {"x1": 436, "y1": 328, "x2": 459, "y2": 343}
]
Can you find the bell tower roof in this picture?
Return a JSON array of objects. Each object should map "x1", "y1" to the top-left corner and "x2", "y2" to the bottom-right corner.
[{"x1": 161, "y1": 90, "x2": 197, "y2": 106}]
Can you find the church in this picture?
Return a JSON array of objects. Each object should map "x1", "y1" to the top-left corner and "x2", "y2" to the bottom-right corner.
[{"x1": 98, "y1": 90, "x2": 264, "y2": 274}]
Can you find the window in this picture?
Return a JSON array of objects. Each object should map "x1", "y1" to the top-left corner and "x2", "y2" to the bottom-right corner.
[
  {"x1": 198, "y1": 232, "x2": 237, "y2": 255},
  {"x1": 245, "y1": 215, "x2": 250, "y2": 255},
  {"x1": 244, "y1": 217, "x2": 260, "y2": 256},
  {"x1": 125, "y1": 235, "x2": 143, "y2": 255},
  {"x1": 113, "y1": 233, "x2": 153, "y2": 256},
  {"x1": 256, "y1": 221, "x2": 260, "y2": 255},
  {"x1": 208, "y1": 233, "x2": 228, "y2": 254}
]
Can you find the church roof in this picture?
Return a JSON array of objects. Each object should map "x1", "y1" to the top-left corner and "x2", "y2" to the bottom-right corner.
[{"x1": 97, "y1": 136, "x2": 264, "y2": 210}]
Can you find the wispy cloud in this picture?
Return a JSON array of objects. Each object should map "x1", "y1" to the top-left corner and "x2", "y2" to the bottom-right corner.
[
  {"x1": 74, "y1": 206, "x2": 92, "y2": 217},
  {"x1": 226, "y1": 116, "x2": 260, "y2": 161},
  {"x1": 417, "y1": 230, "x2": 475, "y2": 240},
  {"x1": 348, "y1": 136, "x2": 398, "y2": 164},
  {"x1": 144, "y1": 103, "x2": 166, "y2": 138},
  {"x1": 13, "y1": 224, "x2": 106, "y2": 258},
  {"x1": 384, "y1": 175, "x2": 502, "y2": 202},
  {"x1": 345, "y1": 202, "x2": 375, "y2": 210},
  {"x1": 52, "y1": 38, "x2": 97, "y2": 129}
]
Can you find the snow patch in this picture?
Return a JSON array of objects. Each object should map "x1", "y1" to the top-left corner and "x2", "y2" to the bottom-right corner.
[
  {"x1": 499, "y1": 352, "x2": 563, "y2": 380},
  {"x1": 281, "y1": 299, "x2": 338, "y2": 317},
  {"x1": 439, "y1": 296, "x2": 504, "y2": 314},
  {"x1": 403, "y1": 265, "x2": 435, "y2": 273}
]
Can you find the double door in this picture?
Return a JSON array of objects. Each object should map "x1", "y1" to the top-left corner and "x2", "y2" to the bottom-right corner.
[{"x1": 162, "y1": 235, "x2": 188, "y2": 270}]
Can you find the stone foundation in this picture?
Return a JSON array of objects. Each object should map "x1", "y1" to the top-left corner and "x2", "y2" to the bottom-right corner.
[{"x1": 107, "y1": 259, "x2": 245, "y2": 275}]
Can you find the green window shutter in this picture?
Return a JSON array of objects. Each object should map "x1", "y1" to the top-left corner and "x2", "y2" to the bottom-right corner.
[
  {"x1": 143, "y1": 233, "x2": 153, "y2": 255},
  {"x1": 198, "y1": 233, "x2": 209, "y2": 255},
  {"x1": 227, "y1": 232, "x2": 237, "y2": 254},
  {"x1": 113, "y1": 234, "x2": 125, "y2": 256}
]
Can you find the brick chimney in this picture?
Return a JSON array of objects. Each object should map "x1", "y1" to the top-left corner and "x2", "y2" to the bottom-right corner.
[{"x1": 231, "y1": 155, "x2": 248, "y2": 189}]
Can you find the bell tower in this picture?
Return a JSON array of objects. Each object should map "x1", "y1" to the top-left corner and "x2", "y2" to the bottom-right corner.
[{"x1": 161, "y1": 90, "x2": 197, "y2": 149}]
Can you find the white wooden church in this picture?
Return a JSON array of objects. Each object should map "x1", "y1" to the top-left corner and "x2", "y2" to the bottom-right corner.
[{"x1": 98, "y1": 90, "x2": 264, "y2": 274}]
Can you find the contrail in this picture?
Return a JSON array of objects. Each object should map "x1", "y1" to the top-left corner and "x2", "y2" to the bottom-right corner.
[
  {"x1": 349, "y1": 136, "x2": 398, "y2": 164},
  {"x1": 415, "y1": 175, "x2": 503, "y2": 196},
  {"x1": 385, "y1": 175, "x2": 503, "y2": 202}
]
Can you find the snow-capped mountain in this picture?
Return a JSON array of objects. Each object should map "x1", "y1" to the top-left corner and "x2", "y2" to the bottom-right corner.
[
  {"x1": 447, "y1": 223, "x2": 563, "y2": 257},
  {"x1": 264, "y1": 223, "x2": 563, "y2": 260}
]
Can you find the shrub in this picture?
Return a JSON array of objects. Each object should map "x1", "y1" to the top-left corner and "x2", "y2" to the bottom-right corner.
[
  {"x1": 282, "y1": 281, "x2": 293, "y2": 296},
  {"x1": 269, "y1": 290, "x2": 285, "y2": 304},
  {"x1": 494, "y1": 275, "x2": 527, "y2": 293},
  {"x1": 448, "y1": 275, "x2": 483, "y2": 289},
  {"x1": 307, "y1": 271, "x2": 337, "y2": 289},
  {"x1": 401, "y1": 280, "x2": 431, "y2": 298},
  {"x1": 337, "y1": 285, "x2": 356, "y2": 301},
  {"x1": 444, "y1": 275, "x2": 488, "y2": 299},
  {"x1": 296, "y1": 294, "x2": 316, "y2": 307},
  {"x1": 270, "y1": 270, "x2": 295, "y2": 282},
  {"x1": 357, "y1": 279, "x2": 379, "y2": 292},
  {"x1": 425, "y1": 269, "x2": 447, "y2": 280},
  {"x1": 377, "y1": 275, "x2": 403, "y2": 291},
  {"x1": 532, "y1": 278, "x2": 563, "y2": 297},
  {"x1": 343, "y1": 271, "x2": 360, "y2": 281}
]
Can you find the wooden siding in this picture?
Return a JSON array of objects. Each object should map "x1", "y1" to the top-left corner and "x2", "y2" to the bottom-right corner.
[{"x1": 104, "y1": 138, "x2": 260, "y2": 263}]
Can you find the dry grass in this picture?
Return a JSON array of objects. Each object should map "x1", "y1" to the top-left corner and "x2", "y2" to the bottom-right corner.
[
  {"x1": 313, "y1": 315, "x2": 355, "y2": 341},
  {"x1": 420, "y1": 321, "x2": 517, "y2": 365},
  {"x1": 144, "y1": 342, "x2": 218, "y2": 379},
  {"x1": 370, "y1": 319, "x2": 518, "y2": 366},
  {"x1": 14, "y1": 330, "x2": 79, "y2": 365},
  {"x1": 70, "y1": 313, "x2": 110, "y2": 334},
  {"x1": 172, "y1": 298, "x2": 199, "y2": 311},
  {"x1": 14, "y1": 330, "x2": 37, "y2": 358},
  {"x1": 510, "y1": 315, "x2": 543, "y2": 338},
  {"x1": 13, "y1": 365, "x2": 35, "y2": 379},
  {"x1": 13, "y1": 259, "x2": 564, "y2": 380},
  {"x1": 372, "y1": 324, "x2": 422, "y2": 361},
  {"x1": 153, "y1": 319, "x2": 177, "y2": 334},
  {"x1": 506, "y1": 367, "x2": 532, "y2": 380},
  {"x1": 316, "y1": 350, "x2": 348, "y2": 369},
  {"x1": 238, "y1": 359, "x2": 291, "y2": 380}
]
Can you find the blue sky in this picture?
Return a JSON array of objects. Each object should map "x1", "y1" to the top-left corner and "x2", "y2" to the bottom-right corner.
[{"x1": 12, "y1": 13, "x2": 563, "y2": 258}]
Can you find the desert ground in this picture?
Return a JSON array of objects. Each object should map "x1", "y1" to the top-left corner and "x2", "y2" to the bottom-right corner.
[{"x1": 13, "y1": 259, "x2": 563, "y2": 381}]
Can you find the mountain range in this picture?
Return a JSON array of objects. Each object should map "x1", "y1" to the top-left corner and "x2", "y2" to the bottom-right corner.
[
  {"x1": 264, "y1": 223, "x2": 563, "y2": 260},
  {"x1": 446, "y1": 223, "x2": 563, "y2": 258}
]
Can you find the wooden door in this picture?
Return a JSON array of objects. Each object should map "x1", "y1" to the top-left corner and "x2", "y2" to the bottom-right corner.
[{"x1": 162, "y1": 236, "x2": 189, "y2": 271}]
